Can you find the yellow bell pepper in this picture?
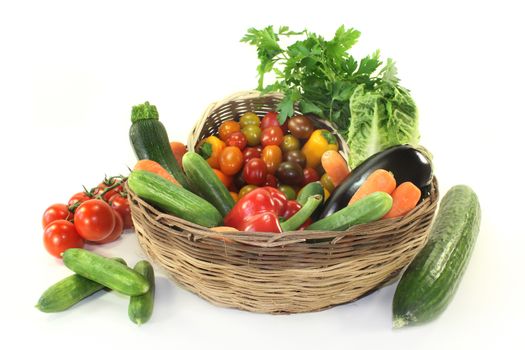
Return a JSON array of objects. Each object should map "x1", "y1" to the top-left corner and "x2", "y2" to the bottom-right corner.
[
  {"x1": 198, "y1": 135, "x2": 225, "y2": 169},
  {"x1": 301, "y1": 129, "x2": 338, "y2": 168}
]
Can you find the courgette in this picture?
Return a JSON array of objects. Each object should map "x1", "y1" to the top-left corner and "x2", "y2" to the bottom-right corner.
[
  {"x1": 182, "y1": 152, "x2": 235, "y2": 217},
  {"x1": 63, "y1": 249, "x2": 149, "y2": 296},
  {"x1": 128, "y1": 170, "x2": 222, "y2": 227},
  {"x1": 128, "y1": 261, "x2": 155, "y2": 325},
  {"x1": 306, "y1": 192, "x2": 392, "y2": 231},
  {"x1": 296, "y1": 181, "x2": 324, "y2": 219},
  {"x1": 36, "y1": 258, "x2": 126, "y2": 313},
  {"x1": 129, "y1": 102, "x2": 190, "y2": 189},
  {"x1": 392, "y1": 185, "x2": 481, "y2": 328}
]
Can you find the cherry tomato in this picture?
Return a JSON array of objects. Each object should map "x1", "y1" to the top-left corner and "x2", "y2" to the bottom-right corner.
[
  {"x1": 233, "y1": 171, "x2": 247, "y2": 191},
  {"x1": 263, "y1": 174, "x2": 278, "y2": 187},
  {"x1": 230, "y1": 192, "x2": 239, "y2": 202},
  {"x1": 278, "y1": 185, "x2": 296, "y2": 200},
  {"x1": 261, "y1": 145, "x2": 282, "y2": 175},
  {"x1": 239, "y1": 185, "x2": 258, "y2": 198},
  {"x1": 239, "y1": 112, "x2": 260, "y2": 128},
  {"x1": 42, "y1": 204, "x2": 72, "y2": 228},
  {"x1": 43, "y1": 220, "x2": 85, "y2": 258},
  {"x1": 302, "y1": 167, "x2": 320, "y2": 186},
  {"x1": 261, "y1": 126, "x2": 284, "y2": 147},
  {"x1": 109, "y1": 194, "x2": 133, "y2": 229},
  {"x1": 299, "y1": 218, "x2": 313, "y2": 230},
  {"x1": 284, "y1": 150, "x2": 307, "y2": 168},
  {"x1": 288, "y1": 115, "x2": 314, "y2": 139},
  {"x1": 68, "y1": 192, "x2": 91, "y2": 207},
  {"x1": 281, "y1": 135, "x2": 300, "y2": 153},
  {"x1": 91, "y1": 209, "x2": 123, "y2": 244},
  {"x1": 260, "y1": 111, "x2": 281, "y2": 129},
  {"x1": 282, "y1": 200, "x2": 302, "y2": 220},
  {"x1": 276, "y1": 161, "x2": 304, "y2": 186},
  {"x1": 320, "y1": 173, "x2": 335, "y2": 193},
  {"x1": 241, "y1": 125, "x2": 262, "y2": 147},
  {"x1": 242, "y1": 158, "x2": 268, "y2": 185},
  {"x1": 74, "y1": 199, "x2": 116, "y2": 242},
  {"x1": 218, "y1": 120, "x2": 241, "y2": 141},
  {"x1": 212, "y1": 168, "x2": 232, "y2": 188},
  {"x1": 242, "y1": 147, "x2": 261, "y2": 165},
  {"x1": 94, "y1": 180, "x2": 123, "y2": 202},
  {"x1": 226, "y1": 131, "x2": 247, "y2": 150},
  {"x1": 219, "y1": 146, "x2": 243, "y2": 176}
]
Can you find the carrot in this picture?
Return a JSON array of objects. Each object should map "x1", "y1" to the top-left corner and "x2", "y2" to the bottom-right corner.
[
  {"x1": 170, "y1": 141, "x2": 187, "y2": 167},
  {"x1": 349, "y1": 169, "x2": 396, "y2": 205},
  {"x1": 321, "y1": 150, "x2": 350, "y2": 187},
  {"x1": 383, "y1": 182, "x2": 421, "y2": 219},
  {"x1": 133, "y1": 160, "x2": 179, "y2": 185}
]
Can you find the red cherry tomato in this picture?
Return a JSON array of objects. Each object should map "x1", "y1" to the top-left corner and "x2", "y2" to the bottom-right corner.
[
  {"x1": 68, "y1": 192, "x2": 91, "y2": 207},
  {"x1": 43, "y1": 220, "x2": 85, "y2": 258},
  {"x1": 94, "y1": 181, "x2": 123, "y2": 202},
  {"x1": 242, "y1": 158, "x2": 268, "y2": 185},
  {"x1": 42, "y1": 204, "x2": 72, "y2": 228},
  {"x1": 302, "y1": 167, "x2": 320, "y2": 186},
  {"x1": 74, "y1": 199, "x2": 116, "y2": 242},
  {"x1": 226, "y1": 131, "x2": 247, "y2": 150},
  {"x1": 91, "y1": 209, "x2": 124, "y2": 244},
  {"x1": 242, "y1": 147, "x2": 261, "y2": 165},
  {"x1": 109, "y1": 194, "x2": 133, "y2": 229},
  {"x1": 263, "y1": 174, "x2": 278, "y2": 187},
  {"x1": 261, "y1": 126, "x2": 284, "y2": 147},
  {"x1": 260, "y1": 111, "x2": 281, "y2": 129}
]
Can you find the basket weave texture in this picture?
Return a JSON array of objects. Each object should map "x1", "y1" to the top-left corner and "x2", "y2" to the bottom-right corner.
[{"x1": 128, "y1": 91, "x2": 439, "y2": 314}]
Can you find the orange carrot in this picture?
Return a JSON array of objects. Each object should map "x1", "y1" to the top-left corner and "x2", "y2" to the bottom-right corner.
[
  {"x1": 133, "y1": 160, "x2": 179, "y2": 185},
  {"x1": 321, "y1": 150, "x2": 351, "y2": 187},
  {"x1": 383, "y1": 182, "x2": 421, "y2": 219},
  {"x1": 170, "y1": 141, "x2": 187, "y2": 167},
  {"x1": 349, "y1": 169, "x2": 396, "y2": 205}
]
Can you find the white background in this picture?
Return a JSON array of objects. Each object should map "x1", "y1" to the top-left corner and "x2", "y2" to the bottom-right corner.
[{"x1": 1, "y1": 0, "x2": 523, "y2": 349}]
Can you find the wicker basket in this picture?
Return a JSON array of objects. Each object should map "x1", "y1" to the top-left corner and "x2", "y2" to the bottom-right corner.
[{"x1": 127, "y1": 91, "x2": 439, "y2": 314}]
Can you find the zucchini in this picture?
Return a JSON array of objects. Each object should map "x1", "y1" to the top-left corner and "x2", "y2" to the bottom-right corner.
[
  {"x1": 128, "y1": 261, "x2": 155, "y2": 325},
  {"x1": 306, "y1": 192, "x2": 392, "y2": 231},
  {"x1": 36, "y1": 258, "x2": 126, "y2": 313},
  {"x1": 182, "y1": 152, "x2": 235, "y2": 217},
  {"x1": 392, "y1": 185, "x2": 481, "y2": 328},
  {"x1": 63, "y1": 249, "x2": 149, "y2": 296},
  {"x1": 128, "y1": 170, "x2": 222, "y2": 227},
  {"x1": 129, "y1": 102, "x2": 190, "y2": 189},
  {"x1": 297, "y1": 182, "x2": 324, "y2": 219}
]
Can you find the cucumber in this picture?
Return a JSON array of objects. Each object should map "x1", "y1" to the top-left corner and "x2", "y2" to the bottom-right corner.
[
  {"x1": 306, "y1": 192, "x2": 392, "y2": 231},
  {"x1": 128, "y1": 170, "x2": 222, "y2": 227},
  {"x1": 392, "y1": 185, "x2": 481, "y2": 328},
  {"x1": 129, "y1": 102, "x2": 191, "y2": 189},
  {"x1": 63, "y1": 249, "x2": 149, "y2": 296},
  {"x1": 128, "y1": 261, "x2": 155, "y2": 325},
  {"x1": 296, "y1": 182, "x2": 324, "y2": 219},
  {"x1": 36, "y1": 258, "x2": 126, "y2": 313},
  {"x1": 182, "y1": 152, "x2": 235, "y2": 217}
]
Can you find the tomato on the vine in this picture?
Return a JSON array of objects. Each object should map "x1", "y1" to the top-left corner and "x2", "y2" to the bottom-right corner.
[
  {"x1": 94, "y1": 180, "x2": 123, "y2": 202},
  {"x1": 91, "y1": 209, "x2": 123, "y2": 244},
  {"x1": 42, "y1": 204, "x2": 72, "y2": 228},
  {"x1": 261, "y1": 126, "x2": 284, "y2": 147},
  {"x1": 68, "y1": 192, "x2": 91, "y2": 207},
  {"x1": 43, "y1": 220, "x2": 85, "y2": 258},
  {"x1": 74, "y1": 199, "x2": 115, "y2": 241},
  {"x1": 243, "y1": 158, "x2": 267, "y2": 185},
  {"x1": 219, "y1": 146, "x2": 243, "y2": 176},
  {"x1": 109, "y1": 194, "x2": 133, "y2": 229},
  {"x1": 226, "y1": 131, "x2": 247, "y2": 150}
]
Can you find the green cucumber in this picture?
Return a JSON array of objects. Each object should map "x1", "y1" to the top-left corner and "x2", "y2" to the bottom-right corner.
[
  {"x1": 129, "y1": 102, "x2": 190, "y2": 189},
  {"x1": 297, "y1": 181, "x2": 324, "y2": 219},
  {"x1": 128, "y1": 261, "x2": 155, "y2": 325},
  {"x1": 280, "y1": 195, "x2": 322, "y2": 231},
  {"x1": 63, "y1": 249, "x2": 149, "y2": 296},
  {"x1": 128, "y1": 170, "x2": 222, "y2": 227},
  {"x1": 182, "y1": 152, "x2": 235, "y2": 217},
  {"x1": 393, "y1": 185, "x2": 481, "y2": 328},
  {"x1": 306, "y1": 192, "x2": 392, "y2": 231},
  {"x1": 36, "y1": 258, "x2": 126, "y2": 313}
]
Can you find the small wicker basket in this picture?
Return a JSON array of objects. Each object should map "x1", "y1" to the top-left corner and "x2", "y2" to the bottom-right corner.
[{"x1": 127, "y1": 91, "x2": 439, "y2": 314}]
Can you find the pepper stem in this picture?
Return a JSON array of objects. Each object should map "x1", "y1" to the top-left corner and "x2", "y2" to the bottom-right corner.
[{"x1": 280, "y1": 195, "x2": 322, "y2": 231}]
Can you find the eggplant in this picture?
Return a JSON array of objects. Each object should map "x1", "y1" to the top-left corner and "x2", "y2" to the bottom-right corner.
[{"x1": 318, "y1": 145, "x2": 433, "y2": 219}]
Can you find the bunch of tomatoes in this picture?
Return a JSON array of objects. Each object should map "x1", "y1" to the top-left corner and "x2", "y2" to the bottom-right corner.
[
  {"x1": 41, "y1": 176, "x2": 132, "y2": 258},
  {"x1": 197, "y1": 111, "x2": 336, "y2": 201}
]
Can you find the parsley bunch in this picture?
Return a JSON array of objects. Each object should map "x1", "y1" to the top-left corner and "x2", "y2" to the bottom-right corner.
[{"x1": 241, "y1": 25, "x2": 399, "y2": 137}]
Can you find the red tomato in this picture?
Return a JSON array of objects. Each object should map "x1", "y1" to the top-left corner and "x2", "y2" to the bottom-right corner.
[
  {"x1": 260, "y1": 111, "x2": 281, "y2": 129},
  {"x1": 219, "y1": 146, "x2": 244, "y2": 176},
  {"x1": 218, "y1": 120, "x2": 241, "y2": 141},
  {"x1": 242, "y1": 147, "x2": 261, "y2": 165},
  {"x1": 42, "y1": 204, "x2": 72, "y2": 228},
  {"x1": 226, "y1": 131, "x2": 247, "y2": 150},
  {"x1": 299, "y1": 218, "x2": 313, "y2": 230},
  {"x1": 261, "y1": 145, "x2": 282, "y2": 175},
  {"x1": 94, "y1": 181, "x2": 123, "y2": 202},
  {"x1": 43, "y1": 220, "x2": 85, "y2": 258},
  {"x1": 109, "y1": 194, "x2": 133, "y2": 229},
  {"x1": 261, "y1": 126, "x2": 284, "y2": 147},
  {"x1": 68, "y1": 192, "x2": 91, "y2": 207},
  {"x1": 74, "y1": 199, "x2": 116, "y2": 241},
  {"x1": 242, "y1": 158, "x2": 268, "y2": 185},
  {"x1": 263, "y1": 174, "x2": 278, "y2": 187},
  {"x1": 302, "y1": 167, "x2": 320, "y2": 186},
  {"x1": 91, "y1": 210, "x2": 123, "y2": 244}
]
